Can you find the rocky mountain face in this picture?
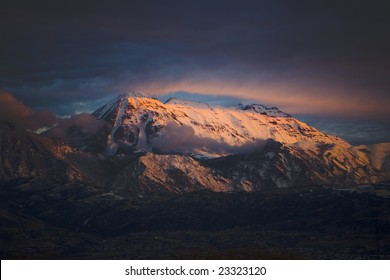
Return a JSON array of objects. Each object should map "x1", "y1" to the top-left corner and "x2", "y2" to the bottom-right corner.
[
  {"x1": 0, "y1": 122, "x2": 83, "y2": 182},
  {"x1": 352, "y1": 143, "x2": 390, "y2": 178},
  {"x1": 206, "y1": 140, "x2": 386, "y2": 189},
  {"x1": 1, "y1": 93, "x2": 389, "y2": 195}
]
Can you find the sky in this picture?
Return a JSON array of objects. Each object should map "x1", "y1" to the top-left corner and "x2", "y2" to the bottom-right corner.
[{"x1": 0, "y1": 0, "x2": 389, "y2": 144}]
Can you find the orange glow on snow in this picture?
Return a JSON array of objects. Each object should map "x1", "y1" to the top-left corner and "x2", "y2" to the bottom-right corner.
[{"x1": 132, "y1": 79, "x2": 389, "y2": 118}]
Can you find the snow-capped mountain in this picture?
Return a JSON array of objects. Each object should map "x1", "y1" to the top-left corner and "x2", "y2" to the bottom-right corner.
[
  {"x1": 6, "y1": 92, "x2": 388, "y2": 195},
  {"x1": 84, "y1": 92, "x2": 388, "y2": 190},
  {"x1": 92, "y1": 92, "x2": 345, "y2": 156}
]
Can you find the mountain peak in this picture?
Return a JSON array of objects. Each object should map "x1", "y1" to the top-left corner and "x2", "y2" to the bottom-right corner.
[
  {"x1": 92, "y1": 92, "x2": 155, "y2": 120},
  {"x1": 118, "y1": 91, "x2": 151, "y2": 99}
]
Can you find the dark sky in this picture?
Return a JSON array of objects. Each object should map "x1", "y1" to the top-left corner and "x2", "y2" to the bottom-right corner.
[{"x1": 1, "y1": 0, "x2": 389, "y2": 144}]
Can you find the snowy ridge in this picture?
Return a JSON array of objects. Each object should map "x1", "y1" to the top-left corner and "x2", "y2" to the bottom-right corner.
[
  {"x1": 92, "y1": 95, "x2": 123, "y2": 120},
  {"x1": 92, "y1": 93, "x2": 344, "y2": 156},
  {"x1": 234, "y1": 103, "x2": 291, "y2": 117},
  {"x1": 92, "y1": 92, "x2": 151, "y2": 119}
]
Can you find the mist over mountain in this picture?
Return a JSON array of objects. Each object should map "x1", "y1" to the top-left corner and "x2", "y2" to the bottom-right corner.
[{"x1": 0, "y1": 91, "x2": 56, "y2": 130}]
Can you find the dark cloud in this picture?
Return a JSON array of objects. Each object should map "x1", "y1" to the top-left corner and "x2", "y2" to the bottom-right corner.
[
  {"x1": 0, "y1": 0, "x2": 389, "y2": 143},
  {"x1": 0, "y1": 90, "x2": 56, "y2": 130},
  {"x1": 45, "y1": 113, "x2": 108, "y2": 140},
  {"x1": 151, "y1": 122, "x2": 265, "y2": 155},
  {"x1": 1, "y1": 1, "x2": 389, "y2": 112},
  {"x1": 44, "y1": 113, "x2": 110, "y2": 151}
]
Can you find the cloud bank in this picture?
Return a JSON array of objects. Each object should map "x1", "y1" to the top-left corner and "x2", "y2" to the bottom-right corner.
[
  {"x1": 0, "y1": 90, "x2": 56, "y2": 130},
  {"x1": 151, "y1": 122, "x2": 265, "y2": 155},
  {"x1": 45, "y1": 113, "x2": 108, "y2": 140}
]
